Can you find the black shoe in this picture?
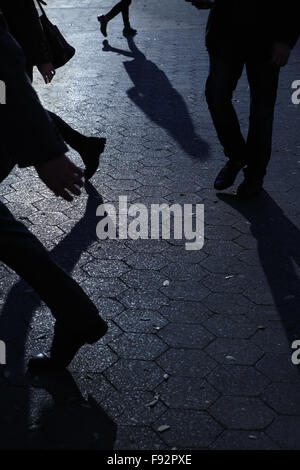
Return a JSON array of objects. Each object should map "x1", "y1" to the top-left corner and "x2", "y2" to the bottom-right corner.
[
  {"x1": 123, "y1": 26, "x2": 137, "y2": 37},
  {"x1": 79, "y1": 137, "x2": 106, "y2": 180},
  {"x1": 237, "y1": 176, "x2": 263, "y2": 199},
  {"x1": 28, "y1": 317, "x2": 108, "y2": 372},
  {"x1": 98, "y1": 15, "x2": 108, "y2": 37},
  {"x1": 214, "y1": 160, "x2": 245, "y2": 190}
]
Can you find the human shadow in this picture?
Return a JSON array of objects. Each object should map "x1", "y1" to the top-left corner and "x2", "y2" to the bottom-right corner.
[
  {"x1": 218, "y1": 191, "x2": 300, "y2": 350},
  {"x1": 24, "y1": 370, "x2": 117, "y2": 450},
  {"x1": 102, "y1": 38, "x2": 210, "y2": 160},
  {"x1": 0, "y1": 183, "x2": 116, "y2": 449}
]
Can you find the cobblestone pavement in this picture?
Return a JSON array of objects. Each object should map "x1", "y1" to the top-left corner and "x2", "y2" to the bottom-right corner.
[{"x1": 1, "y1": 0, "x2": 300, "y2": 450}]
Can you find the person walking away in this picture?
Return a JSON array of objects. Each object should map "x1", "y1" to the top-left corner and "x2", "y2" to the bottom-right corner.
[
  {"x1": 98, "y1": 0, "x2": 136, "y2": 38},
  {"x1": 188, "y1": 0, "x2": 300, "y2": 198},
  {"x1": 0, "y1": 12, "x2": 107, "y2": 371}
]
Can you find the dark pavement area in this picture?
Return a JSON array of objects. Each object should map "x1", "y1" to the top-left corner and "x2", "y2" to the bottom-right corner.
[{"x1": 0, "y1": 0, "x2": 300, "y2": 450}]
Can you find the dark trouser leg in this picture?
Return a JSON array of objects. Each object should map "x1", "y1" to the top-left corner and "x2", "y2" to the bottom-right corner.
[
  {"x1": 205, "y1": 50, "x2": 246, "y2": 162},
  {"x1": 0, "y1": 202, "x2": 101, "y2": 339},
  {"x1": 47, "y1": 111, "x2": 87, "y2": 153},
  {"x1": 106, "y1": 0, "x2": 131, "y2": 26},
  {"x1": 25, "y1": 62, "x2": 87, "y2": 153},
  {"x1": 245, "y1": 59, "x2": 280, "y2": 179},
  {"x1": 121, "y1": 0, "x2": 131, "y2": 28}
]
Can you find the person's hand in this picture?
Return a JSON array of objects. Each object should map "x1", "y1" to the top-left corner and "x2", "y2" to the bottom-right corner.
[
  {"x1": 36, "y1": 155, "x2": 84, "y2": 201},
  {"x1": 37, "y1": 62, "x2": 56, "y2": 84},
  {"x1": 271, "y1": 42, "x2": 291, "y2": 67}
]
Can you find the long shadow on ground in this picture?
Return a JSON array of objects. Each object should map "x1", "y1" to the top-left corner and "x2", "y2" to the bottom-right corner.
[
  {"x1": 102, "y1": 37, "x2": 210, "y2": 160},
  {"x1": 0, "y1": 183, "x2": 117, "y2": 449}
]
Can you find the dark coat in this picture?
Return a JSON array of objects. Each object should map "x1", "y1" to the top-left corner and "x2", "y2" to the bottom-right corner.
[
  {"x1": 0, "y1": 19, "x2": 66, "y2": 177},
  {"x1": 0, "y1": 0, "x2": 51, "y2": 66},
  {"x1": 206, "y1": 0, "x2": 300, "y2": 53}
]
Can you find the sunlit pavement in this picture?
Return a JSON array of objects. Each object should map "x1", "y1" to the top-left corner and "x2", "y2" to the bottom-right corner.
[{"x1": 0, "y1": 0, "x2": 300, "y2": 450}]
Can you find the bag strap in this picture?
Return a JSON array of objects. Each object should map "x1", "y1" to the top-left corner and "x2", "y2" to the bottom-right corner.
[{"x1": 36, "y1": 0, "x2": 48, "y2": 17}]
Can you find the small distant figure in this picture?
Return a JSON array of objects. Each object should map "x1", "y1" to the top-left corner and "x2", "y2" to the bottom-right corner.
[{"x1": 98, "y1": 0, "x2": 136, "y2": 38}]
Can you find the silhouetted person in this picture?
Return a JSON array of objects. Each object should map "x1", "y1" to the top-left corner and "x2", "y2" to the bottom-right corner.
[
  {"x1": 0, "y1": 14, "x2": 107, "y2": 371},
  {"x1": 189, "y1": 1, "x2": 300, "y2": 198},
  {"x1": 98, "y1": 0, "x2": 136, "y2": 38},
  {"x1": 0, "y1": 0, "x2": 105, "y2": 180}
]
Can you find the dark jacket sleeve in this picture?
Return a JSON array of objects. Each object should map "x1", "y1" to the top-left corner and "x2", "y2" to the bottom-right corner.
[
  {"x1": 273, "y1": 3, "x2": 300, "y2": 49},
  {"x1": 0, "y1": 0, "x2": 51, "y2": 65},
  {"x1": 0, "y1": 27, "x2": 67, "y2": 171}
]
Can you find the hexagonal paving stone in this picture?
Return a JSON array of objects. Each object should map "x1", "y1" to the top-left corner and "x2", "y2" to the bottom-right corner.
[
  {"x1": 237, "y1": 249, "x2": 262, "y2": 267},
  {"x1": 251, "y1": 327, "x2": 291, "y2": 354},
  {"x1": 119, "y1": 289, "x2": 169, "y2": 310},
  {"x1": 84, "y1": 278, "x2": 128, "y2": 298},
  {"x1": 211, "y1": 431, "x2": 279, "y2": 450},
  {"x1": 94, "y1": 298, "x2": 125, "y2": 319},
  {"x1": 98, "y1": 320, "x2": 123, "y2": 345},
  {"x1": 262, "y1": 382, "x2": 300, "y2": 415},
  {"x1": 114, "y1": 426, "x2": 166, "y2": 450},
  {"x1": 101, "y1": 390, "x2": 167, "y2": 426},
  {"x1": 125, "y1": 253, "x2": 168, "y2": 270},
  {"x1": 4, "y1": 189, "x2": 43, "y2": 204},
  {"x1": 200, "y1": 255, "x2": 246, "y2": 275},
  {"x1": 82, "y1": 259, "x2": 130, "y2": 278},
  {"x1": 109, "y1": 333, "x2": 168, "y2": 360},
  {"x1": 161, "y1": 281, "x2": 210, "y2": 302},
  {"x1": 256, "y1": 353, "x2": 300, "y2": 382},
  {"x1": 153, "y1": 410, "x2": 222, "y2": 448},
  {"x1": 105, "y1": 179, "x2": 141, "y2": 191},
  {"x1": 89, "y1": 241, "x2": 133, "y2": 260},
  {"x1": 210, "y1": 397, "x2": 275, "y2": 430},
  {"x1": 159, "y1": 301, "x2": 211, "y2": 324},
  {"x1": 243, "y1": 285, "x2": 275, "y2": 306},
  {"x1": 203, "y1": 293, "x2": 253, "y2": 315},
  {"x1": 156, "y1": 377, "x2": 219, "y2": 410},
  {"x1": 267, "y1": 416, "x2": 300, "y2": 449},
  {"x1": 125, "y1": 239, "x2": 169, "y2": 253},
  {"x1": 203, "y1": 315, "x2": 257, "y2": 339},
  {"x1": 163, "y1": 246, "x2": 207, "y2": 264},
  {"x1": 114, "y1": 309, "x2": 168, "y2": 333},
  {"x1": 203, "y1": 273, "x2": 251, "y2": 295},
  {"x1": 71, "y1": 372, "x2": 116, "y2": 405},
  {"x1": 135, "y1": 186, "x2": 170, "y2": 198},
  {"x1": 207, "y1": 365, "x2": 269, "y2": 396},
  {"x1": 158, "y1": 323, "x2": 214, "y2": 349},
  {"x1": 104, "y1": 359, "x2": 165, "y2": 391},
  {"x1": 70, "y1": 344, "x2": 118, "y2": 373},
  {"x1": 161, "y1": 263, "x2": 207, "y2": 281},
  {"x1": 202, "y1": 240, "x2": 243, "y2": 257},
  {"x1": 205, "y1": 338, "x2": 263, "y2": 365},
  {"x1": 205, "y1": 226, "x2": 240, "y2": 241},
  {"x1": 121, "y1": 270, "x2": 167, "y2": 290},
  {"x1": 157, "y1": 349, "x2": 217, "y2": 378}
]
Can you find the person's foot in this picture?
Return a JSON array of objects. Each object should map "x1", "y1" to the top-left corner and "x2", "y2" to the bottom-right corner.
[
  {"x1": 98, "y1": 15, "x2": 108, "y2": 37},
  {"x1": 123, "y1": 26, "x2": 137, "y2": 37},
  {"x1": 214, "y1": 160, "x2": 245, "y2": 190},
  {"x1": 78, "y1": 136, "x2": 106, "y2": 180},
  {"x1": 237, "y1": 176, "x2": 264, "y2": 199},
  {"x1": 28, "y1": 317, "x2": 108, "y2": 372}
]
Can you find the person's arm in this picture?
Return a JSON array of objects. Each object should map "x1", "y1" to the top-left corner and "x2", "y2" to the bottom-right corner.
[
  {"x1": 271, "y1": 4, "x2": 300, "y2": 67},
  {"x1": 0, "y1": 28, "x2": 83, "y2": 200},
  {"x1": 0, "y1": 0, "x2": 55, "y2": 82}
]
